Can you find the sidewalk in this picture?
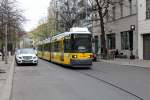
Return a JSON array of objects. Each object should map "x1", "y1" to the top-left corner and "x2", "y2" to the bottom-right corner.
[
  {"x1": 100, "y1": 58, "x2": 150, "y2": 68},
  {"x1": 0, "y1": 56, "x2": 15, "y2": 100}
]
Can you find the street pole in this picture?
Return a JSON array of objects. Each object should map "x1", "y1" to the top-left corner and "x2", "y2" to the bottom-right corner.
[
  {"x1": 56, "y1": 1, "x2": 58, "y2": 32},
  {"x1": 5, "y1": 0, "x2": 8, "y2": 64},
  {"x1": 5, "y1": 22, "x2": 8, "y2": 64}
]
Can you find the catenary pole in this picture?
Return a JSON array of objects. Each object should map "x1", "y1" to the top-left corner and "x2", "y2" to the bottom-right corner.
[{"x1": 5, "y1": 0, "x2": 8, "y2": 64}]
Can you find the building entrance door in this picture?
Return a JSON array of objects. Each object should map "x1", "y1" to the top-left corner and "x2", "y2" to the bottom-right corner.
[{"x1": 143, "y1": 34, "x2": 150, "y2": 60}]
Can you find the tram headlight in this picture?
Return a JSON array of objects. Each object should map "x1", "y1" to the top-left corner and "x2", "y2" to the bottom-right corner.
[
  {"x1": 72, "y1": 55, "x2": 77, "y2": 58},
  {"x1": 89, "y1": 55, "x2": 93, "y2": 58}
]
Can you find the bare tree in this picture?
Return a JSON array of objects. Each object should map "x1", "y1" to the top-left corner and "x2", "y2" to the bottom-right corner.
[
  {"x1": 89, "y1": 0, "x2": 122, "y2": 58},
  {"x1": 52, "y1": 0, "x2": 89, "y2": 32},
  {"x1": 0, "y1": 0, "x2": 25, "y2": 60}
]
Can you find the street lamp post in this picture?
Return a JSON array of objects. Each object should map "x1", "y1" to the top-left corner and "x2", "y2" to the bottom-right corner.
[
  {"x1": 5, "y1": 22, "x2": 8, "y2": 64},
  {"x1": 130, "y1": 25, "x2": 135, "y2": 59},
  {"x1": 4, "y1": 0, "x2": 8, "y2": 64}
]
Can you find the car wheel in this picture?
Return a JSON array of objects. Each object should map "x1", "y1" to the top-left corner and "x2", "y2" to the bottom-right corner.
[
  {"x1": 16, "y1": 62, "x2": 20, "y2": 66},
  {"x1": 34, "y1": 63, "x2": 38, "y2": 66}
]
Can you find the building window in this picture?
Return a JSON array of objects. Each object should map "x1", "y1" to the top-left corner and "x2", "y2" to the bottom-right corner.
[
  {"x1": 121, "y1": 31, "x2": 130, "y2": 50},
  {"x1": 112, "y1": 6, "x2": 116, "y2": 20},
  {"x1": 106, "y1": 10, "x2": 109, "y2": 22},
  {"x1": 146, "y1": 0, "x2": 150, "y2": 19},
  {"x1": 120, "y1": 1, "x2": 123, "y2": 17},
  {"x1": 94, "y1": 36, "x2": 99, "y2": 53},
  {"x1": 129, "y1": 0, "x2": 132, "y2": 15},
  {"x1": 107, "y1": 33, "x2": 116, "y2": 49}
]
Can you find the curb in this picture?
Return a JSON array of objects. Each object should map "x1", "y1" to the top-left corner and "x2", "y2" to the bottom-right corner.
[
  {"x1": 100, "y1": 60, "x2": 150, "y2": 68},
  {"x1": 100, "y1": 60, "x2": 130, "y2": 65},
  {"x1": 1, "y1": 57, "x2": 15, "y2": 100}
]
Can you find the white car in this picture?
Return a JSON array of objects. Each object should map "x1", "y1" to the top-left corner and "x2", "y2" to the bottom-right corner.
[{"x1": 15, "y1": 48, "x2": 38, "y2": 66}]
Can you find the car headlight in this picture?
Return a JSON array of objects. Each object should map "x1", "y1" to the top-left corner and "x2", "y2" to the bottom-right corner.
[
  {"x1": 17, "y1": 56, "x2": 22, "y2": 60},
  {"x1": 33, "y1": 56, "x2": 37, "y2": 59}
]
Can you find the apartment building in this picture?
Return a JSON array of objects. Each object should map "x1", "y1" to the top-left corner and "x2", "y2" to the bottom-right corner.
[
  {"x1": 91, "y1": 0, "x2": 138, "y2": 58},
  {"x1": 138, "y1": 0, "x2": 150, "y2": 60},
  {"x1": 48, "y1": 0, "x2": 150, "y2": 60}
]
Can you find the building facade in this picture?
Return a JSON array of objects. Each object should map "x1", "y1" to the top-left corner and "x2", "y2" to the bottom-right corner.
[
  {"x1": 91, "y1": 0, "x2": 138, "y2": 58},
  {"x1": 138, "y1": 0, "x2": 150, "y2": 60},
  {"x1": 49, "y1": 0, "x2": 150, "y2": 60}
]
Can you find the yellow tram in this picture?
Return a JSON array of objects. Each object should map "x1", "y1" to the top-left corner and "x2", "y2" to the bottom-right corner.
[{"x1": 38, "y1": 27, "x2": 93, "y2": 67}]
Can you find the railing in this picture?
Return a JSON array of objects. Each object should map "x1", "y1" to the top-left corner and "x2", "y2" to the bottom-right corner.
[{"x1": 96, "y1": 51, "x2": 115, "y2": 61}]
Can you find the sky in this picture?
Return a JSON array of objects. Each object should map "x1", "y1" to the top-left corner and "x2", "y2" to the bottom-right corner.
[{"x1": 17, "y1": 0, "x2": 51, "y2": 32}]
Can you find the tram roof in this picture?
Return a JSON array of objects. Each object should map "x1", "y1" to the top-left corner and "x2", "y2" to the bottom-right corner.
[
  {"x1": 37, "y1": 38, "x2": 51, "y2": 45},
  {"x1": 51, "y1": 30, "x2": 91, "y2": 41},
  {"x1": 38, "y1": 27, "x2": 91, "y2": 43},
  {"x1": 42, "y1": 38, "x2": 51, "y2": 44}
]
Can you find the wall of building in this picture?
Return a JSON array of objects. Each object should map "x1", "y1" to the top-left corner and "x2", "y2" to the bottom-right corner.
[
  {"x1": 138, "y1": 0, "x2": 150, "y2": 59},
  {"x1": 91, "y1": 0, "x2": 138, "y2": 58},
  {"x1": 105, "y1": 14, "x2": 138, "y2": 58}
]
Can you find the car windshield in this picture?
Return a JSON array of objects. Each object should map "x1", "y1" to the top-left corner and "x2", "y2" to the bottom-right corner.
[{"x1": 20, "y1": 49, "x2": 35, "y2": 54}]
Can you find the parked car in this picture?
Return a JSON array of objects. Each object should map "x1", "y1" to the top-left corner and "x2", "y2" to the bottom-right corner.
[{"x1": 15, "y1": 48, "x2": 38, "y2": 66}]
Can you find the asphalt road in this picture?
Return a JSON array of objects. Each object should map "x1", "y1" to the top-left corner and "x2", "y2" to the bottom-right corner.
[{"x1": 10, "y1": 59, "x2": 140, "y2": 100}]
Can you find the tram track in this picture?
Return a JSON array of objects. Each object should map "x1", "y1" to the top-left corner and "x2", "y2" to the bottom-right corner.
[
  {"x1": 43, "y1": 59, "x2": 144, "y2": 100},
  {"x1": 76, "y1": 69, "x2": 144, "y2": 100}
]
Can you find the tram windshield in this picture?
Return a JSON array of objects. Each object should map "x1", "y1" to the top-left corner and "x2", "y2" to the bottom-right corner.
[{"x1": 72, "y1": 34, "x2": 92, "y2": 53}]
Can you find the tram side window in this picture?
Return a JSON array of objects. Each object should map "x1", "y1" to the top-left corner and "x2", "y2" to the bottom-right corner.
[
  {"x1": 51, "y1": 42, "x2": 54, "y2": 52},
  {"x1": 64, "y1": 39, "x2": 71, "y2": 52},
  {"x1": 58, "y1": 41, "x2": 62, "y2": 52},
  {"x1": 39, "y1": 45, "x2": 43, "y2": 51},
  {"x1": 38, "y1": 45, "x2": 41, "y2": 51},
  {"x1": 54, "y1": 41, "x2": 60, "y2": 52},
  {"x1": 40, "y1": 45, "x2": 42, "y2": 51},
  {"x1": 48, "y1": 43, "x2": 50, "y2": 51},
  {"x1": 44, "y1": 43, "x2": 50, "y2": 51},
  {"x1": 40, "y1": 45, "x2": 43, "y2": 51},
  {"x1": 47, "y1": 43, "x2": 50, "y2": 51},
  {"x1": 44, "y1": 44, "x2": 46, "y2": 51}
]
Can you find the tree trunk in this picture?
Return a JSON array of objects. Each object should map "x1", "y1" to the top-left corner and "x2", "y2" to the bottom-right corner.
[
  {"x1": 98, "y1": 8, "x2": 107, "y2": 59},
  {"x1": 2, "y1": 43, "x2": 4, "y2": 61}
]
